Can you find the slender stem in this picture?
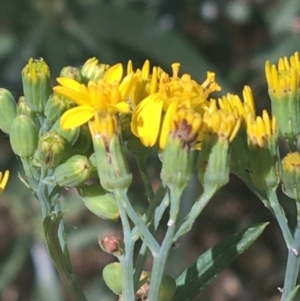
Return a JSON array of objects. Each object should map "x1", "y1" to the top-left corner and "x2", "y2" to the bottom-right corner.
[
  {"x1": 115, "y1": 193, "x2": 135, "y2": 301},
  {"x1": 281, "y1": 203, "x2": 300, "y2": 300},
  {"x1": 133, "y1": 186, "x2": 167, "y2": 288},
  {"x1": 114, "y1": 189, "x2": 160, "y2": 256},
  {"x1": 173, "y1": 185, "x2": 217, "y2": 241},
  {"x1": 267, "y1": 188, "x2": 293, "y2": 249},
  {"x1": 148, "y1": 186, "x2": 182, "y2": 301},
  {"x1": 35, "y1": 169, "x2": 87, "y2": 301},
  {"x1": 44, "y1": 212, "x2": 87, "y2": 301}
]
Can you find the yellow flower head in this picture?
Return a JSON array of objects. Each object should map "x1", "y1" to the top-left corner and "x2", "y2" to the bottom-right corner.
[
  {"x1": 265, "y1": 52, "x2": 300, "y2": 97},
  {"x1": 282, "y1": 152, "x2": 300, "y2": 173},
  {"x1": 53, "y1": 63, "x2": 137, "y2": 131},
  {"x1": 126, "y1": 60, "x2": 163, "y2": 107},
  {"x1": 131, "y1": 63, "x2": 221, "y2": 147},
  {"x1": 202, "y1": 105, "x2": 241, "y2": 143},
  {"x1": 246, "y1": 110, "x2": 276, "y2": 148},
  {"x1": 218, "y1": 86, "x2": 256, "y2": 122},
  {"x1": 0, "y1": 170, "x2": 9, "y2": 195},
  {"x1": 160, "y1": 106, "x2": 202, "y2": 149}
]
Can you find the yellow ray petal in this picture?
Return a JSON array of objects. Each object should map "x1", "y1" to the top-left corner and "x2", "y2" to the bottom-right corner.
[
  {"x1": 110, "y1": 102, "x2": 131, "y2": 113},
  {"x1": 105, "y1": 63, "x2": 123, "y2": 83},
  {"x1": 61, "y1": 106, "x2": 94, "y2": 129},
  {"x1": 137, "y1": 99, "x2": 163, "y2": 147},
  {"x1": 56, "y1": 77, "x2": 82, "y2": 91},
  {"x1": 53, "y1": 86, "x2": 91, "y2": 106},
  {"x1": 0, "y1": 170, "x2": 9, "y2": 193},
  {"x1": 159, "y1": 101, "x2": 178, "y2": 149}
]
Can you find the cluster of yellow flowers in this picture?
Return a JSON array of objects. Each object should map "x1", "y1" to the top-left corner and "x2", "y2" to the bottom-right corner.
[{"x1": 53, "y1": 58, "x2": 275, "y2": 153}]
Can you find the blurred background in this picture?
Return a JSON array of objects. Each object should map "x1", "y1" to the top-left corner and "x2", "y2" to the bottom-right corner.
[{"x1": 1, "y1": 0, "x2": 300, "y2": 300}]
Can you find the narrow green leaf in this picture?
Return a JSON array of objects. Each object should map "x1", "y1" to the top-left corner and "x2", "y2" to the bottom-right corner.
[
  {"x1": 286, "y1": 285, "x2": 300, "y2": 301},
  {"x1": 173, "y1": 222, "x2": 269, "y2": 301}
]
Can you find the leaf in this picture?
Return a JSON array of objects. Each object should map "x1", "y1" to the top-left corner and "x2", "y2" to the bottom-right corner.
[
  {"x1": 285, "y1": 285, "x2": 300, "y2": 301},
  {"x1": 173, "y1": 222, "x2": 269, "y2": 301}
]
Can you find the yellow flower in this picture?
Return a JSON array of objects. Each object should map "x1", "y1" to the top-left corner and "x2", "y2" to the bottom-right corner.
[
  {"x1": 265, "y1": 52, "x2": 300, "y2": 141},
  {"x1": 0, "y1": 170, "x2": 9, "y2": 195},
  {"x1": 126, "y1": 60, "x2": 163, "y2": 107},
  {"x1": 218, "y1": 86, "x2": 256, "y2": 122},
  {"x1": 202, "y1": 103, "x2": 241, "y2": 143},
  {"x1": 265, "y1": 52, "x2": 300, "y2": 98},
  {"x1": 160, "y1": 106, "x2": 203, "y2": 149},
  {"x1": 53, "y1": 63, "x2": 137, "y2": 130},
  {"x1": 131, "y1": 63, "x2": 221, "y2": 147},
  {"x1": 246, "y1": 110, "x2": 276, "y2": 148}
]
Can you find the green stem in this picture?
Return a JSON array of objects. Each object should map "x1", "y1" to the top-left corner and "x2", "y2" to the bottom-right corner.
[
  {"x1": 148, "y1": 186, "x2": 182, "y2": 301},
  {"x1": 173, "y1": 185, "x2": 217, "y2": 241},
  {"x1": 267, "y1": 188, "x2": 293, "y2": 249},
  {"x1": 114, "y1": 189, "x2": 160, "y2": 256},
  {"x1": 133, "y1": 186, "x2": 167, "y2": 288},
  {"x1": 115, "y1": 194, "x2": 135, "y2": 301},
  {"x1": 44, "y1": 213, "x2": 87, "y2": 301},
  {"x1": 36, "y1": 170, "x2": 87, "y2": 301},
  {"x1": 281, "y1": 203, "x2": 300, "y2": 301}
]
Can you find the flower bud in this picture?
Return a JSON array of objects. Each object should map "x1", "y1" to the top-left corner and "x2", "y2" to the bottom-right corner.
[
  {"x1": 35, "y1": 132, "x2": 65, "y2": 168},
  {"x1": 102, "y1": 262, "x2": 122, "y2": 295},
  {"x1": 50, "y1": 118, "x2": 79, "y2": 146},
  {"x1": 79, "y1": 184, "x2": 119, "y2": 220},
  {"x1": 161, "y1": 135, "x2": 198, "y2": 190},
  {"x1": 44, "y1": 93, "x2": 76, "y2": 123},
  {"x1": 0, "y1": 88, "x2": 16, "y2": 134},
  {"x1": 16, "y1": 96, "x2": 35, "y2": 119},
  {"x1": 90, "y1": 119, "x2": 132, "y2": 191},
  {"x1": 52, "y1": 155, "x2": 93, "y2": 187},
  {"x1": 60, "y1": 66, "x2": 82, "y2": 82},
  {"x1": 81, "y1": 57, "x2": 110, "y2": 82},
  {"x1": 22, "y1": 58, "x2": 51, "y2": 113},
  {"x1": 99, "y1": 235, "x2": 124, "y2": 256},
  {"x1": 9, "y1": 115, "x2": 38, "y2": 157},
  {"x1": 158, "y1": 275, "x2": 177, "y2": 301}
]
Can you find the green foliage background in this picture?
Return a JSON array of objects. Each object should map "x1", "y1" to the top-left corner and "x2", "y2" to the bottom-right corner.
[{"x1": 1, "y1": 0, "x2": 300, "y2": 300}]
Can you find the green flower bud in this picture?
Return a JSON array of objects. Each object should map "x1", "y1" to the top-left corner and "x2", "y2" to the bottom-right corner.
[
  {"x1": 16, "y1": 96, "x2": 35, "y2": 118},
  {"x1": 0, "y1": 88, "x2": 16, "y2": 134},
  {"x1": 198, "y1": 135, "x2": 230, "y2": 189},
  {"x1": 81, "y1": 57, "x2": 110, "y2": 83},
  {"x1": 22, "y1": 58, "x2": 51, "y2": 113},
  {"x1": 60, "y1": 66, "x2": 82, "y2": 82},
  {"x1": 9, "y1": 115, "x2": 38, "y2": 157},
  {"x1": 50, "y1": 118, "x2": 79, "y2": 146},
  {"x1": 158, "y1": 275, "x2": 176, "y2": 301},
  {"x1": 161, "y1": 135, "x2": 197, "y2": 190},
  {"x1": 51, "y1": 155, "x2": 92, "y2": 187},
  {"x1": 79, "y1": 184, "x2": 119, "y2": 220},
  {"x1": 35, "y1": 132, "x2": 65, "y2": 168},
  {"x1": 102, "y1": 262, "x2": 122, "y2": 295},
  {"x1": 44, "y1": 93, "x2": 76, "y2": 123},
  {"x1": 91, "y1": 131, "x2": 132, "y2": 191}
]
